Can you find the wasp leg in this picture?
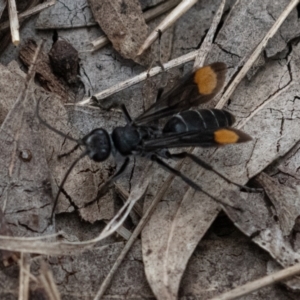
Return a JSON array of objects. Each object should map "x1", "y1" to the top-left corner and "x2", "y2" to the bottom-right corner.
[
  {"x1": 151, "y1": 155, "x2": 242, "y2": 211},
  {"x1": 120, "y1": 104, "x2": 132, "y2": 124},
  {"x1": 156, "y1": 87, "x2": 164, "y2": 102},
  {"x1": 165, "y1": 151, "x2": 263, "y2": 193},
  {"x1": 84, "y1": 157, "x2": 130, "y2": 207}
]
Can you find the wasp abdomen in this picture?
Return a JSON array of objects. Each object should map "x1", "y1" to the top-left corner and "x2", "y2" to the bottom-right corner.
[{"x1": 162, "y1": 109, "x2": 235, "y2": 134}]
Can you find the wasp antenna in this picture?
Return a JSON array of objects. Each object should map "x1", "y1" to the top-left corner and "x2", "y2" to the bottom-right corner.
[
  {"x1": 49, "y1": 152, "x2": 87, "y2": 224},
  {"x1": 36, "y1": 99, "x2": 79, "y2": 143}
]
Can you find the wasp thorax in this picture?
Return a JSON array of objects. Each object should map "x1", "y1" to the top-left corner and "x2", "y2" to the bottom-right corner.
[{"x1": 83, "y1": 129, "x2": 111, "y2": 162}]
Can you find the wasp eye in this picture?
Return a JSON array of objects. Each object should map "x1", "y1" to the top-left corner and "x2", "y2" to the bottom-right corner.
[{"x1": 83, "y1": 129, "x2": 111, "y2": 162}]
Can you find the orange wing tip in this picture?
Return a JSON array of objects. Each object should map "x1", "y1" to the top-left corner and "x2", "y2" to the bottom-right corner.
[
  {"x1": 214, "y1": 129, "x2": 252, "y2": 144},
  {"x1": 193, "y1": 62, "x2": 227, "y2": 96}
]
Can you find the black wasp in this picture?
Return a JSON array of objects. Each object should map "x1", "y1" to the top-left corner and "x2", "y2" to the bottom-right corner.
[{"x1": 37, "y1": 62, "x2": 254, "y2": 220}]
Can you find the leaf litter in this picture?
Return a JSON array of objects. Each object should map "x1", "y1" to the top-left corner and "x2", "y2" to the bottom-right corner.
[{"x1": 1, "y1": 0, "x2": 300, "y2": 299}]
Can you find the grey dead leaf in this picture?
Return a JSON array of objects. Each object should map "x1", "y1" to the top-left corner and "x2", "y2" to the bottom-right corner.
[
  {"x1": 39, "y1": 241, "x2": 153, "y2": 298},
  {"x1": 0, "y1": 241, "x2": 153, "y2": 298},
  {"x1": 256, "y1": 172, "x2": 300, "y2": 236},
  {"x1": 142, "y1": 1, "x2": 300, "y2": 298},
  {"x1": 37, "y1": 95, "x2": 115, "y2": 224},
  {"x1": 0, "y1": 66, "x2": 54, "y2": 236},
  {"x1": 88, "y1": 0, "x2": 152, "y2": 65},
  {"x1": 222, "y1": 40, "x2": 300, "y2": 283},
  {"x1": 220, "y1": 42, "x2": 300, "y2": 290},
  {"x1": 0, "y1": 62, "x2": 114, "y2": 225},
  {"x1": 35, "y1": 0, "x2": 96, "y2": 29}
]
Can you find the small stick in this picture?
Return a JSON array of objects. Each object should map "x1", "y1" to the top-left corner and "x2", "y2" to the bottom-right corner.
[
  {"x1": 90, "y1": 0, "x2": 181, "y2": 51},
  {"x1": 8, "y1": 0, "x2": 19, "y2": 45},
  {"x1": 215, "y1": 0, "x2": 300, "y2": 109},
  {"x1": 38, "y1": 262, "x2": 61, "y2": 300},
  {"x1": 76, "y1": 49, "x2": 199, "y2": 105},
  {"x1": 103, "y1": 220, "x2": 132, "y2": 240},
  {"x1": 209, "y1": 263, "x2": 300, "y2": 300},
  {"x1": 18, "y1": 253, "x2": 30, "y2": 300},
  {"x1": 193, "y1": 0, "x2": 226, "y2": 69},
  {"x1": 0, "y1": 0, "x2": 56, "y2": 32},
  {"x1": 137, "y1": 0, "x2": 198, "y2": 56}
]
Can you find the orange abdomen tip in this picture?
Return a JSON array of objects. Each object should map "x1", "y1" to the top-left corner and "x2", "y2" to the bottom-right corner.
[
  {"x1": 214, "y1": 129, "x2": 240, "y2": 144},
  {"x1": 214, "y1": 128, "x2": 252, "y2": 144},
  {"x1": 194, "y1": 66, "x2": 217, "y2": 95}
]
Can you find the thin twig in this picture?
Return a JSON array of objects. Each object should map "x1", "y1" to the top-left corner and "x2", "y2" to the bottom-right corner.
[
  {"x1": 90, "y1": 0, "x2": 181, "y2": 52},
  {"x1": 18, "y1": 253, "x2": 30, "y2": 300},
  {"x1": 4, "y1": 39, "x2": 44, "y2": 181},
  {"x1": 193, "y1": 0, "x2": 226, "y2": 69},
  {"x1": 215, "y1": 0, "x2": 300, "y2": 109},
  {"x1": 38, "y1": 262, "x2": 61, "y2": 300},
  {"x1": 209, "y1": 263, "x2": 300, "y2": 300},
  {"x1": 137, "y1": 0, "x2": 198, "y2": 56},
  {"x1": 103, "y1": 221, "x2": 132, "y2": 240},
  {"x1": 114, "y1": 183, "x2": 143, "y2": 216},
  {"x1": 8, "y1": 0, "x2": 20, "y2": 45},
  {"x1": 0, "y1": 0, "x2": 56, "y2": 32},
  {"x1": 76, "y1": 50, "x2": 199, "y2": 105}
]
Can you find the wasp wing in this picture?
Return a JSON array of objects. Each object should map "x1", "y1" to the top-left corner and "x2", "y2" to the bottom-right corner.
[
  {"x1": 134, "y1": 62, "x2": 227, "y2": 125},
  {"x1": 142, "y1": 128, "x2": 252, "y2": 151}
]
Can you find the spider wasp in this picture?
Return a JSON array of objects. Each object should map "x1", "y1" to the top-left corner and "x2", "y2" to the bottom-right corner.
[{"x1": 37, "y1": 62, "x2": 256, "y2": 220}]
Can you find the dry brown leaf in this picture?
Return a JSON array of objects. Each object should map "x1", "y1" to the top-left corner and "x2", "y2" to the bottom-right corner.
[
  {"x1": 88, "y1": 0, "x2": 152, "y2": 65},
  {"x1": 19, "y1": 39, "x2": 73, "y2": 101}
]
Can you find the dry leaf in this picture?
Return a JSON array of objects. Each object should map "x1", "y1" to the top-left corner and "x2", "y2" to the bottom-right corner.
[
  {"x1": 88, "y1": 0, "x2": 152, "y2": 65},
  {"x1": 257, "y1": 172, "x2": 300, "y2": 236},
  {"x1": 0, "y1": 75, "x2": 54, "y2": 237},
  {"x1": 0, "y1": 62, "x2": 115, "y2": 224},
  {"x1": 19, "y1": 39, "x2": 73, "y2": 101},
  {"x1": 35, "y1": 0, "x2": 96, "y2": 29}
]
